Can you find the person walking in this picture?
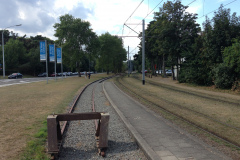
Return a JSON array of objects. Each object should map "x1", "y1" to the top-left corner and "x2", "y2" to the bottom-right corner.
[{"x1": 88, "y1": 72, "x2": 91, "y2": 79}]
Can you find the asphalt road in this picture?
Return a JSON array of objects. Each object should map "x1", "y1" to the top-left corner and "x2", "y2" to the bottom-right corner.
[{"x1": 0, "y1": 77, "x2": 63, "y2": 87}]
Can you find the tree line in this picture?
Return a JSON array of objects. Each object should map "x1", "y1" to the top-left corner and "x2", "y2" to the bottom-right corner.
[
  {"x1": 0, "y1": 14, "x2": 127, "y2": 76},
  {"x1": 134, "y1": 0, "x2": 240, "y2": 89}
]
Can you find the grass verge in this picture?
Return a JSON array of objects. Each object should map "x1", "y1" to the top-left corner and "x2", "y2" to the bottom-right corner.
[
  {"x1": 0, "y1": 74, "x2": 109, "y2": 160},
  {"x1": 114, "y1": 74, "x2": 240, "y2": 160}
]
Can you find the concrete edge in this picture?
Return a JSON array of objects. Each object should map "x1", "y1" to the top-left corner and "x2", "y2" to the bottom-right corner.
[{"x1": 102, "y1": 82, "x2": 160, "y2": 160}]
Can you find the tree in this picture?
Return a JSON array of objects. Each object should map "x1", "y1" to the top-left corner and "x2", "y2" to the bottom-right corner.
[
  {"x1": 4, "y1": 39, "x2": 26, "y2": 72},
  {"x1": 54, "y1": 14, "x2": 99, "y2": 76},
  {"x1": 145, "y1": 0, "x2": 199, "y2": 79},
  {"x1": 222, "y1": 38, "x2": 240, "y2": 78},
  {"x1": 97, "y1": 32, "x2": 126, "y2": 74}
]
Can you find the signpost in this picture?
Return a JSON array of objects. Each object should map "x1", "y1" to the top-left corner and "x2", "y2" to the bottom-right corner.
[
  {"x1": 57, "y1": 48, "x2": 63, "y2": 80},
  {"x1": 49, "y1": 44, "x2": 56, "y2": 81},
  {"x1": 40, "y1": 40, "x2": 48, "y2": 84},
  {"x1": 49, "y1": 44, "x2": 55, "y2": 62},
  {"x1": 40, "y1": 41, "x2": 46, "y2": 61}
]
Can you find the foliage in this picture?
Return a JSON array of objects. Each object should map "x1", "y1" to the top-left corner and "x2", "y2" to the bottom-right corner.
[
  {"x1": 54, "y1": 14, "x2": 99, "y2": 73},
  {"x1": 138, "y1": 0, "x2": 200, "y2": 79},
  {"x1": 4, "y1": 39, "x2": 26, "y2": 70},
  {"x1": 223, "y1": 38, "x2": 240, "y2": 77},
  {"x1": 213, "y1": 63, "x2": 234, "y2": 89},
  {"x1": 179, "y1": 5, "x2": 240, "y2": 86},
  {"x1": 96, "y1": 32, "x2": 126, "y2": 74}
]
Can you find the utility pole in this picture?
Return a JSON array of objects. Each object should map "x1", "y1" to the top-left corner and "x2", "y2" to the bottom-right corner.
[
  {"x1": 128, "y1": 46, "x2": 129, "y2": 77},
  {"x1": 45, "y1": 40, "x2": 48, "y2": 84},
  {"x1": 54, "y1": 44, "x2": 57, "y2": 81},
  {"x1": 142, "y1": 19, "x2": 145, "y2": 85}
]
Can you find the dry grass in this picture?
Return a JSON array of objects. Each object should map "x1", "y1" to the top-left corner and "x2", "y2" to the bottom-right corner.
[
  {"x1": 115, "y1": 75, "x2": 240, "y2": 151},
  {"x1": 0, "y1": 74, "x2": 108, "y2": 160}
]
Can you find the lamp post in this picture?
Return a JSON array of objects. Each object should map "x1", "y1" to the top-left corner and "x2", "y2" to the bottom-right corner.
[{"x1": 2, "y1": 24, "x2": 22, "y2": 78}]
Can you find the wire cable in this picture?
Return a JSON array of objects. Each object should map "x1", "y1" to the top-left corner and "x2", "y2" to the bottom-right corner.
[
  {"x1": 124, "y1": 0, "x2": 144, "y2": 24},
  {"x1": 126, "y1": 0, "x2": 164, "y2": 36},
  {"x1": 198, "y1": 0, "x2": 237, "y2": 19},
  {"x1": 187, "y1": 0, "x2": 196, "y2": 6}
]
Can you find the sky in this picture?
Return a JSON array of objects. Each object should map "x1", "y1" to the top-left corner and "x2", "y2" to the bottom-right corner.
[{"x1": 0, "y1": 0, "x2": 240, "y2": 59}]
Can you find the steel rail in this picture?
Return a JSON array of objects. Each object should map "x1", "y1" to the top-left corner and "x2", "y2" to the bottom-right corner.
[
  {"x1": 59, "y1": 76, "x2": 115, "y2": 149},
  {"x1": 92, "y1": 83, "x2": 99, "y2": 130},
  {"x1": 131, "y1": 75, "x2": 240, "y2": 131},
  {"x1": 115, "y1": 76, "x2": 240, "y2": 150},
  {"x1": 138, "y1": 76, "x2": 240, "y2": 107}
]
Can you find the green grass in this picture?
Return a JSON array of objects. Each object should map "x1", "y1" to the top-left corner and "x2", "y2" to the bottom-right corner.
[
  {"x1": 0, "y1": 74, "x2": 110, "y2": 160},
  {"x1": 21, "y1": 121, "x2": 49, "y2": 160}
]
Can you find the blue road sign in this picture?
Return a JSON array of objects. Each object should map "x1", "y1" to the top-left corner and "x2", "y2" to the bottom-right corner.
[
  {"x1": 49, "y1": 44, "x2": 55, "y2": 62},
  {"x1": 57, "y1": 48, "x2": 62, "y2": 64},
  {"x1": 40, "y1": 41, "x2": 46, "y2": 61}
]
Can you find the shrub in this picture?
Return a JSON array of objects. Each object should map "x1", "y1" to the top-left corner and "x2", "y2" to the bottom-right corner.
[{"x1": 213, "y1": 63, "x2": 234, "y2": 89}]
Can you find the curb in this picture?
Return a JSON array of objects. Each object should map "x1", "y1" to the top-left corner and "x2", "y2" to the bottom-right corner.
[{"x1": 103, "y1": 82, "x2": 160, "y2": 160}]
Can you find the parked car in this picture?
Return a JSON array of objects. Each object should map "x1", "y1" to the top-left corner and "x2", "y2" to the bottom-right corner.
[
  {"x1": 80, "y1": 71, "x2": 86, "y2": 75},
  {"x1": 166, "y1": 69, "x2": 172, "y2": 76},
  {"x1": 72, "y1": 72, "x2": 78, "y2": 75},
  {"x1": 8, "y1": 73, "x2": 23, "y2": 79},
  {"x1": 141, "y1": 70, "x2": 148, "y2": 73},
  {"x1": 156, "y1": 70, "x2": 162, "y2": 74},
  {"x1": 50, "y1": 73, "x2": 57, "y2": 77},
  {"x1": 38, "y1": 72, "x2": 47, "y2": 77},
  {"x1": 67, "y1": 72, "x2": 72, "y2": 76}
]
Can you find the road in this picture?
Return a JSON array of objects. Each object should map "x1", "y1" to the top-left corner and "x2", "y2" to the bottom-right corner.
[{"x1": 0, "y1": 77, "x2": 64, "y2": 87}]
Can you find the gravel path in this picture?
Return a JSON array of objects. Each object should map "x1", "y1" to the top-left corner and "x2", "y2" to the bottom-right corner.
[{"x1": 58, "y1": 81, "x2": 147, "y2": 160}]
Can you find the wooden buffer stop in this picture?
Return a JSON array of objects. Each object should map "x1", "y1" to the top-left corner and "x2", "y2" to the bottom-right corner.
[{"x1": 47, "y1": 112, "x2": 110, "y2": 158}]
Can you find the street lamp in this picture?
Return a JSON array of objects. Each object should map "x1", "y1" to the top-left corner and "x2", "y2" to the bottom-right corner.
[{"x1": 2, "y1": 24, "x2": 22, "y2": 78}]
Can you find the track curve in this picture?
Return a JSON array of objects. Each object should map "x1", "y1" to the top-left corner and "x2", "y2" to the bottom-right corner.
[{"x1": 57, "y1": 77, "x2": 147, "y2": 159}]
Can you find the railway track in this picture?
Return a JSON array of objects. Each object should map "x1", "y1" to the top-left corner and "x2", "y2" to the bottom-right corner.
[
  {"x1": 54, "y1": 76, "x2": 113, "y2": 159},
  {"x1": 115, "y1": 75, "x2": 240, "y2": 152},
  {"x1": 52, "y1": 75, "x2": 147, "y2": 160}
]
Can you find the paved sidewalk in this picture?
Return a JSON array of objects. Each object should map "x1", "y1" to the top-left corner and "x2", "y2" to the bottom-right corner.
[{"x1": 103, "y1": 81, "x2": 231, "y2": 160}]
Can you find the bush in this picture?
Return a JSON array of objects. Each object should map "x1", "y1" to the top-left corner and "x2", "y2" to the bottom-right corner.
[
  {"x1": 178, "y1": 63, "x2": 213, "y2": 86},
  {"x1": 213, "y1": 63, "x2": 235, "y2": 89}
]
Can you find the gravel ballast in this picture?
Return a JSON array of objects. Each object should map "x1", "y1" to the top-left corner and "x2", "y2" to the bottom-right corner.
[{"x1": 58, "y1": 81, "x2": 147, "y2": 159}]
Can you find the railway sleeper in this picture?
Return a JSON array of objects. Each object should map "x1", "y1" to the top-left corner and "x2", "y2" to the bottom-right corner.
[{"x1": 47, "y1": 112, "x2": 109, "y2": 159}]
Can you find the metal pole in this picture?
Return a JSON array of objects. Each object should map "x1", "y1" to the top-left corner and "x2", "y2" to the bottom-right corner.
[
  {"x1": 54, "y1": 44, "x2": 56, "y2": 81},
  {"x1": 130, "y1": 56, "x2": 132, "y2": 73},
  {"x1": 1, "y1": 24, "x2": 21, "y2": 78},
  {"x1": 45, "y1": 40, "x2": 48, "y2": 84},
  {"x1": 61, "y1": 47, "x2": 63, "y2": 80},
  {"x1": 128, "y1": 46, "x2": 129, "y2": 77},
  {"x1": 142, "y1": 19, "x2": 145, "y2": 85},
  {"x1": 2, "y1": 31, "x2": 5, "y2": 78}
]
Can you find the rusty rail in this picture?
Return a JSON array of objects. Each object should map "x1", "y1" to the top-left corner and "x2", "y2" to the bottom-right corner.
[
  {"x1": 47, "y1": 112, "x2": 109, "y2": 158},
  {"x1": 47, "y1": 76, "x2": 114, "y2": 159}
]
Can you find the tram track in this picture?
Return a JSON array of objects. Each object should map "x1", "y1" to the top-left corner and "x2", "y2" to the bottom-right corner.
[
  {"x1": 114, "y1": 75, "x2": 240, "y2": 152},
  {"x1": 54, "y1": 76, "x2": 114, "y2": 159},
  {"x1": 60, "y1": 76, "x2": 114, "y2": 135},
  {"x1": 132, "y1": 75, "x2": 240, "y2": 131},
  {"x1": 55, "y1": 74, "x2": 147, "y2": 160}
]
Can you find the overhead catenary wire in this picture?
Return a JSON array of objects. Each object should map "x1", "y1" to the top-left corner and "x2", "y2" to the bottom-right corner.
[
  {"x1": 198, "y1": 0, "x2": 237, "y2": 19},
  {"x1": 122, "y1": 0, "x2": 205, "y2": 53},
  {"x1": 187, "y1": 0, "x2": 196, "y2": 6},
  {"x1": 126, "y1": 0, "x2": 164, "y2": 37},
  {"x1": 146, "y1": 0, "x2": 199, "y2": 37},
  {"x1": 124, "y1": 0, "x2": 145, "y2": 24}
]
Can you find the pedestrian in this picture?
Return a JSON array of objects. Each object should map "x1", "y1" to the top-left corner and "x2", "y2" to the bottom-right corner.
[{"x1": 88, "y1": 72, "x2": 91, "y2": 79}]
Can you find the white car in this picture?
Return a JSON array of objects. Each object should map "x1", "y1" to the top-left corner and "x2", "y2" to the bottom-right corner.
[{"x1": 67, "y1": 72, "x2": 72, "y2": 76}]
